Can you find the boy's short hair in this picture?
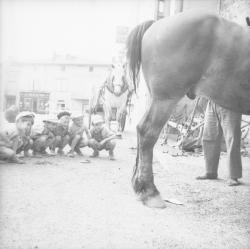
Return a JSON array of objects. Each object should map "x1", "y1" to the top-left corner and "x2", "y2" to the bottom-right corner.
[{"x1": 57, "y1": 111, "x2": 71, "y2": 120}]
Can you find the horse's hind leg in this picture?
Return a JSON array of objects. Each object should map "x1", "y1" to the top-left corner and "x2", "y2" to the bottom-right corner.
[{"x1": 133, "y1": 98, "x2": 178, "y2": 208}]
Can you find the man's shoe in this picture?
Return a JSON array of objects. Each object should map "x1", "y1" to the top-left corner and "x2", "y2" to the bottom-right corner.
[
  {"x1": 228, "y1": 178, "x2": 240, "y2": 186},
  {"x1": 40, "y1": 150, "x2": 50, "y2": 156},
  {"x1": 196, "y1": 173, "x2": 217, "y2": 180},
  {"x1": 67, "y1": 150, "x2": 75, "y2": 158}
]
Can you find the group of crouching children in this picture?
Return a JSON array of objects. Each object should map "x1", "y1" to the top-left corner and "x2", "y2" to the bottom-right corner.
[{"x1": 0, "y1": 110, "x2": 117, "y2": 164}]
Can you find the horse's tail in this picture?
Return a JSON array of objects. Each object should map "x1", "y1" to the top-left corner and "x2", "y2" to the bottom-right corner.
[{"x1": 126, "y1": 20, "x2": 155, "y2": 92}]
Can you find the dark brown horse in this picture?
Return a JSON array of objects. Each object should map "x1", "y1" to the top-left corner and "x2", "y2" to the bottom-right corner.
[{"x1": 126, "y1": 11, "x2": 250, "y2": 208}]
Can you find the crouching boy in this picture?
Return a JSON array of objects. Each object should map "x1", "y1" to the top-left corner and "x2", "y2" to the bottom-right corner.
[
  {"x1": 0, "y1": 112, "x2": 34, "y2": 163},
  {"x1": 51, "y1": 111, "x2": 71, "y2": 155},
  {"x1": 88, "y1": 115, "x2": 117, "y2": 160},
  {"x1": 68, "y1": 114, "x2": 91, "y2": 157},
  {"x1": 15, "y1": 112, "x2": 35, "y2": 157},
  {"x1": 32, "y1": 119, "x2": 57, "y2": 156}
]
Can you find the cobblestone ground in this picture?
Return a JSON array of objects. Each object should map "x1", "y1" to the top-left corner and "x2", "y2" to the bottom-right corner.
[{"x1": 0, "y1": 131, "x2": 249, "y2": 249}]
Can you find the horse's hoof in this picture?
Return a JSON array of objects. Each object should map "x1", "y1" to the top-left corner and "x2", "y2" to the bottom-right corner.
[{"x1": 143, "y1": 194, "x2": 166, "y2": 209}]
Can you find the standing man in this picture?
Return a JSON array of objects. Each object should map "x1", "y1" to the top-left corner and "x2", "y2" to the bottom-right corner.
[{"x1": 196, "y1": 100, "x2": 242, "y2": 186}]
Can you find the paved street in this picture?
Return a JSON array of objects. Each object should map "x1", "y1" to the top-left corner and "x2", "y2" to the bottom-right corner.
[{"x1": 0, "y1": 131, "x2": 249, "y2": 249}]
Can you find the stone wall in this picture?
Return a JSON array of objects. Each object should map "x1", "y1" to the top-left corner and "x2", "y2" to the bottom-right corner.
[{"x1": 220, "y1": 0, "x2": 250, "y2": 25}]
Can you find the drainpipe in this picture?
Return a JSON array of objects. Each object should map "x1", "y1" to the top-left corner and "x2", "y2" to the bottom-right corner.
[
  {"x1": 217, "y1": 0, "x2": 222, "y2": 15},
  {"x1": 0, "y1": 64, "x2": 4, "y2": 126}
]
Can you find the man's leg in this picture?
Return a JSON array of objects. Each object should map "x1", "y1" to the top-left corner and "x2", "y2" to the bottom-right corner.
[
  {"x1": 74, "y1": 137, "x2": 89, "y2": 156},
  {"x1": 219, "y1": 107, "x2": 242, "y2": 185},
  {"x1": 50, "y1": 136, "x2": 61, "y2": 153},
  {"x1": 23, "y1": 138, "x2": 34, "y2": 157},
  {"x1": 197, "y1": 102, "x2": 222, "y2": 180},
  {"x1": 104, "y1": 140, "x2": 116, "y2": 160},
  {"x1": 33, "y1": 135, "x2": 50, "y2": 155},
  {"x1": 68, "y1": 135, "x2": 81, "y2": 157},
  {"x1": 16, "y1": 144, "x2": 24, "y2": 155},
  {"x1": 58, "y1": 135, "x2": 70, "y2": 155},
  {"x1": 88, "y1": 139, "x2": 99, "y2": 157}
]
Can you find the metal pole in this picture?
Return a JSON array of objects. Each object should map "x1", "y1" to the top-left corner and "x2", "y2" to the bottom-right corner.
[
  {"x1": 0, "y1": 63, "x2": 6, "y2": 127},
  {"x1": 32, "y1": 79, "x2": 35, "y2": 112},
  {"x1": 217, "y1": 0, "x2": 222, "y2": 14}
]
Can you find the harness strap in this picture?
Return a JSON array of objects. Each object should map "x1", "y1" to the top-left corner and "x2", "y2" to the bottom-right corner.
[{"x1": 105, "y1": 77, "x2": 129, "y2": 97}]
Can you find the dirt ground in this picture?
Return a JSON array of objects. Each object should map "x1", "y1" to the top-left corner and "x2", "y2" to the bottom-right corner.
[{"x1": 0, "y1": 131, "x2": 249, "y2": 249}]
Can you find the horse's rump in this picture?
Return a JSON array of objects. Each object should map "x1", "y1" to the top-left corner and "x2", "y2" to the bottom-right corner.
[{"x1": 127, "y1": 11, "x2": 250, "y2": 114}]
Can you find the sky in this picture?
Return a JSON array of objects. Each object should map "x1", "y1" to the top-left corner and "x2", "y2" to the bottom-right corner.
[{"x1": 0, "y1": 0, "x2": 148, "y2": 63}]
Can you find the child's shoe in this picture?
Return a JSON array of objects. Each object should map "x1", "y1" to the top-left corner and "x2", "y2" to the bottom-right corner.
[
  {"x1": 67, "y1": 150, "x2": 75, "y2": 157},
  {"x1": 57, "y1": 149, "x2": 65, "y2": 155},
  {"x1": 74, "y1": 147, "x2": 83, "y2": 156},
  {"x1": 90, "y1": 150, "x2": 99, "y2": 158}
]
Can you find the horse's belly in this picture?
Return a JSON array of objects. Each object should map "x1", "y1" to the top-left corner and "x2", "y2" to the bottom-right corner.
[
  {"x1": 215, "y1": 93, "x2": 250, "y2": 115},
  {"x1": 197, "y1": 75, "x2": 250, "y2": 115},
  {"x1": 104, "y1": 91, "x2": 128, "y2": 109}
]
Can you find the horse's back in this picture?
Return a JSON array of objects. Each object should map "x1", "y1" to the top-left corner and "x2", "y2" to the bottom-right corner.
[{"x1": 141, "y1": 11, "x2": 250, "y2": 114}]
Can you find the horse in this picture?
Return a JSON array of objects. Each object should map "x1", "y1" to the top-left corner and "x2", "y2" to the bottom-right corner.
[
  {"x1": 91, "y1": 63, "x2": 133, "y2": 132},
  {"x1": 126, "y1": 11, "x2": 250, "y2": 208}
]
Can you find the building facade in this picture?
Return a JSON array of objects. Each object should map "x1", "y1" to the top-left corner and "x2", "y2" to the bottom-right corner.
[
  {"x1": 0, "y1": 0, "x2": 156, "y2": 114},
  {"x1": 3, "y1": 60, "x2": 110, "y2": 114}
]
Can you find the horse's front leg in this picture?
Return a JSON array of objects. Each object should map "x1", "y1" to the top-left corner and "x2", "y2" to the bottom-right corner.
[
  {"x1": 133, "y1": 98, "x2": 178, "y2": 208},
  {"x1": 117, "y1": 102, "x2": 127, "y2": 132}
]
